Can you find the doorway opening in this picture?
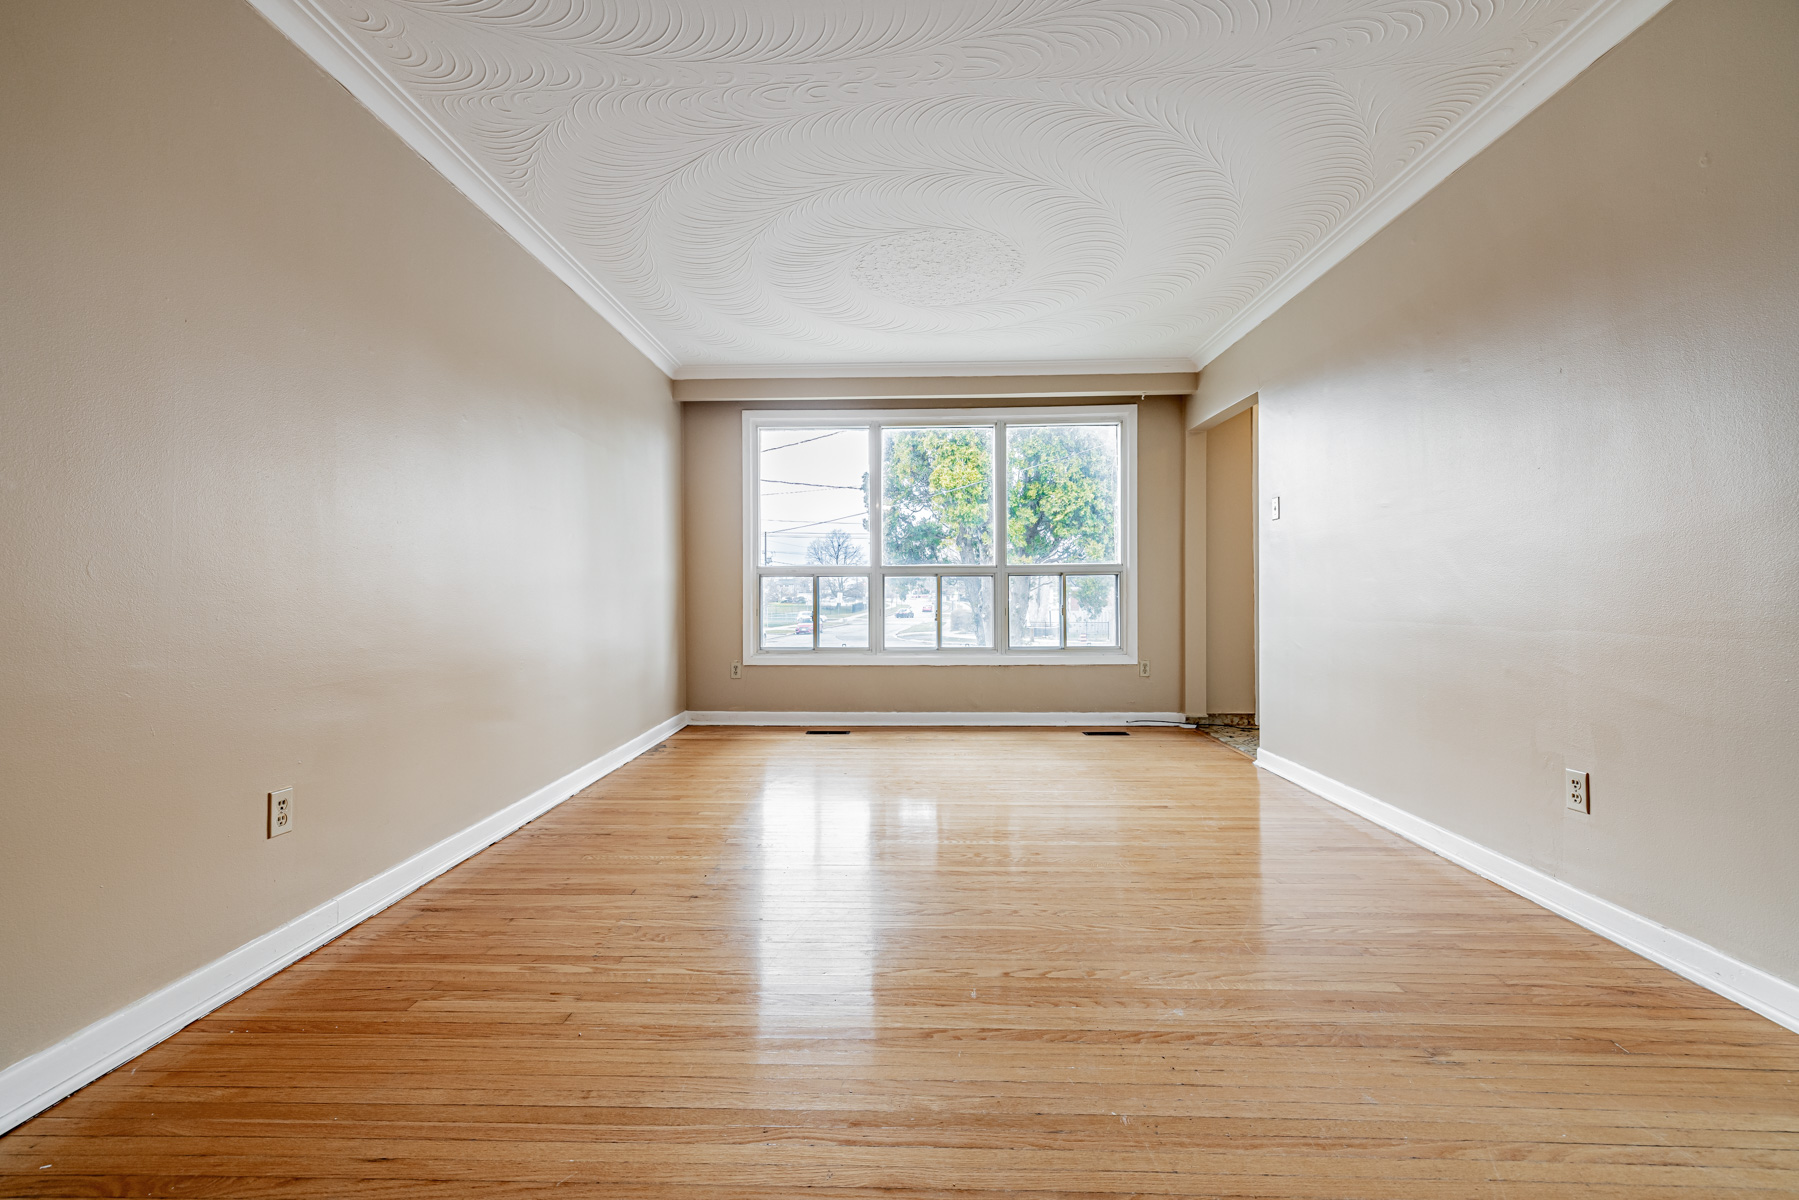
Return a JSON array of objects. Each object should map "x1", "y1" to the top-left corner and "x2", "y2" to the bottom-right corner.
[{"x1": 1185, "y1": 398, "x2": 1258, "y2": 756}]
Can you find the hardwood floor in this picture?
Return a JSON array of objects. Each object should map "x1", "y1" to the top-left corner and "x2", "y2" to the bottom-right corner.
[{"x1": 3, "y1": 727, "x2": 1795, "y2": 1197}]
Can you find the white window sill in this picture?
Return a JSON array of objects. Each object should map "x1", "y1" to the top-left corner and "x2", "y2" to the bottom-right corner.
[{"x1": 744, "y1": 651, "x2": 1137, "y2": 667}]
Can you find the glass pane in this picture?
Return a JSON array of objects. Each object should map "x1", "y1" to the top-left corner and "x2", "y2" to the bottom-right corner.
[
  {"x1": 882, "y1": 426, "x2": 994, "y2": 566},
  {"x1": 758, "y1": 427, "x2": 869, "y2": 567},
  {"x1": 883, "y1": 576, "x2": 937, "y2": 649},
  {"x1": 940, "y1": 576, "x2": 994, "y2": 648},
  {"x1": 1006, "y1": 423, "x2": 1120, "y2": 565},
  {"x1": 1008, "y1": 574, "x2": 1061, "y2": 648},
  {"x1": 818, "y1": 576, "x2": 870, "y2": 648},
  {"x1": 760, "y1": 577, "x2": 814, "y2": 650},
  {"x1": 1065, "y1": 574, "x2": 1119, "y2": 647}
]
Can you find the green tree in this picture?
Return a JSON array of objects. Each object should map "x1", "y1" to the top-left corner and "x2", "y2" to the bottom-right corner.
[
  {"x1": 1070, "y1": 575, "x2": 1108, "y2": 614},
  {"x1": 882, "y1": 429, "x2": 993, "y2": 565},
  {"x1": 1067, "y1": 575, "x2": 1117, "y2": 645},
  {"x1": 1006, "y1": 426, "x2": 1117, "y2": 564}
]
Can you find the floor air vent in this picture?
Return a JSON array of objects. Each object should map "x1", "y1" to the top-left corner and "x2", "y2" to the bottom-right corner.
[
  {"x1": 1082, "y1": 730, "x2": 1130, "y2": 736},
  {"x1": 805, "y1": 729, "x2": 851, "y2": 735}
]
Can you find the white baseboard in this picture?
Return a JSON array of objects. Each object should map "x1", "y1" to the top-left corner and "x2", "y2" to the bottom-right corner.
[
  {"x1": 687, "y1": 710, "x2": 1189, "y2": 727},
  {"x1": 0, "y1": 710, "x2": 690, "y2": 1136},
  {"x1": 36, "y1": 718, "x2": 1777, "y2": 1139},
  {"x1": 1255, "y1": 749, "x2": 1799, "y2": 1035}
]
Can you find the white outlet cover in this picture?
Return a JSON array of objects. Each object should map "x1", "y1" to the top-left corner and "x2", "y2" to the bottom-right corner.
[
  {"x1": 269, "y1": 788, "x2": 295, "y2": 838},
  {"x1": 1564, "y1": 769, "x2": 1589, "y2": 814}
]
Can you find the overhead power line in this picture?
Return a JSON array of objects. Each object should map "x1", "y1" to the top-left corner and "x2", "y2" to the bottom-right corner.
[
  {"x1": 763, "y1": 510, "x2": 869, "y2": 536},
  {"x1": 761, "y1": 431, "x2": 856, "y2": 453},
  {"x1": 763, "y1": 478, "x2": 864, "y2": 490}
]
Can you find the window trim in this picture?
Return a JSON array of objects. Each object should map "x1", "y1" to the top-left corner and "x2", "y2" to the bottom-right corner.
[{"x1": 741, "y1": 404, "x2": 1138, "y2": 666}]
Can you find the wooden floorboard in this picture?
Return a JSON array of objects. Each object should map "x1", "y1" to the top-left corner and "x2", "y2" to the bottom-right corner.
[{"x1": 3, "y1": 727, "x2": 1795, "y2": 1197}]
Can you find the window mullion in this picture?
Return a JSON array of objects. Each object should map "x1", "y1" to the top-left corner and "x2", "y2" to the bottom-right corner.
[
  {"x1": 933, "y1": 577, "x2": 943, "y2": 650},
  {"x1": 870, "y1": 423, "x2": 884, "y2": 652},
  {"x1": 1058, "y1": 573, "x2": 1068, "y2": 650},
  {"x1": 994, "y1": 421, "x2": 1009, "y2": 653}
]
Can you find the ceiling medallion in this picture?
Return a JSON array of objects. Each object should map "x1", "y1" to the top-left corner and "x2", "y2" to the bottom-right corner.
[{"x1": 850, "y1": 229, "x2": 1025, "y2": 308}]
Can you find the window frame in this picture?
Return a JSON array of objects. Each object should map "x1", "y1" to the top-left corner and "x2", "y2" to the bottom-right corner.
[{"x1": 741, "y1": 404, "x2": 1137, "y2": 666}]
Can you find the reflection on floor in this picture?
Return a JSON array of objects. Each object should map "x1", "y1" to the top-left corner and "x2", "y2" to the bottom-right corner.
[
  {"x1": 4, "y1": 727, "x2": 1795, "y2": 1197},
  {"x1": 1198, "y1": 720, "x2": 1259, "y2": 757}
]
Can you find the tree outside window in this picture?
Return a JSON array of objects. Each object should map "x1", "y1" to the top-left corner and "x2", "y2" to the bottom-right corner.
[
  {"x1": 749, "y1": 409, "x2": 1130, "y2": 659},
  {"x1": 882, "y1": 428, "x2": 994, "y2": 565},
  {"x1": 1006, "y1": 424, "x2": 1119, "y2": 565}
]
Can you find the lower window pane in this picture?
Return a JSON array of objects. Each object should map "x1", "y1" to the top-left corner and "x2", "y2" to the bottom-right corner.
[
  {"x1": 1066, "y1": 574, "x2": 1119, "y2": 647},
  {"x1": 884, "y1": 576, "x2": 937, "y2": 648},
  {"x1": 940, "y1": 576, "x2": 994, "y2": 648},
  {"x1": 760, "y1": 577, "x2": 814, "y2": 650},
  {"x1": 818, "y1": 576, "x2": 869, "y2": 648},
  {"x1": 1008, "y1": 575, "x2": 1061, "y2": 647}
]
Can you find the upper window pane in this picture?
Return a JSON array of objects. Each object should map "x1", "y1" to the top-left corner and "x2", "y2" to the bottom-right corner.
[
  {"x1": 758, "y1": 427, "x2": 869, "y2": 566},
  {"x1": 882, "y1": 427, "x2": 995, "y2": 566},
  {"x1": 1006, "y1": 423, "x2": 1120, "y2": 565}
]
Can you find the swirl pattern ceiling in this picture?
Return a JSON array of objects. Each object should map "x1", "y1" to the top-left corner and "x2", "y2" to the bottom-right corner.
[{"x1": 309, "y1": 0, "x2": 1605, "y2": 373}]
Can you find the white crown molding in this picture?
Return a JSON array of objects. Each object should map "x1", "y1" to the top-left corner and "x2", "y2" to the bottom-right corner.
[
  {"x1": 687, "y1": 711, "x2": 1188, "y2": 727},
  {"x1": 673, "y1": 358, "x2": 1199, "y2": 381},
  {"x1": 1255, "y1": 749, "x2": 1799, "y2": 1036},
  {"x1": 1190, "y1": 0, "x2": 1675, "y2": 369},
  {"x1": 250, "y1": 0, "x2": 1663, "y2": 381},
  {"x1": 0, "y1": 711, "x2": 690, "y2": 1136},
  {"x1": 245, "y1": 0, "x2": 680, "y2": 377},
  {"x1": 674, "y1": 371, "x2": 1196, "y2": 404}
]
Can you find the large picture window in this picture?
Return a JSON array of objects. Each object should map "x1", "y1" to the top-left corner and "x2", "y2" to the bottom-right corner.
[{"x1": 743, "y1": 406, "x2": 1136, "y2": 664}]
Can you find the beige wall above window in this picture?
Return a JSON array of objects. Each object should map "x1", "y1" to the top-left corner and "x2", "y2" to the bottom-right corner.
[{"x1": 684, "y1": 396, "x2": 1185, "y2": 714}]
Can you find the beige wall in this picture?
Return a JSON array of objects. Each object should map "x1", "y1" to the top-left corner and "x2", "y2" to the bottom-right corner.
[
  {"x1": 1193, "y1": 0, "x2": 1799, "y2": 983},
  {"x1": 0, "y1": 0, "x2": 682, "y2": 1069},
  {"x1": 1181, "y1": 429, "x2": 1206, "y2": 717},
  {"x1": 1204, "y1": 407, "x2": 1257, "y2": 716},
  {"x1": 683, "y1": 396, "x2": 1183, "y2": 713}
]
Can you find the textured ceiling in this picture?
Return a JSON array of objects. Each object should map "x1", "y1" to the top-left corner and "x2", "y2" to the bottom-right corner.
[{"x1": 308, "y1": 0, "x2": 1608, "y2": 373}]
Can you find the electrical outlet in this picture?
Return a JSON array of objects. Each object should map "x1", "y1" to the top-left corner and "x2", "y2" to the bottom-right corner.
[
  {"x1": 268, "y1": 787, "x2": 294, "y2": 838},
  {"x1": 1138, "y1": 660, "x2": 1151, "y2": 678},
  {"x1": 1564, "y1": 769, "x2": 1590, "y2": 815},
  {"x1": 730, "y1": 660, "x2": 742, "y2": 680},
  {"x1": 1270, "y1": 495, "x2": 1281, "y2": 520}
]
